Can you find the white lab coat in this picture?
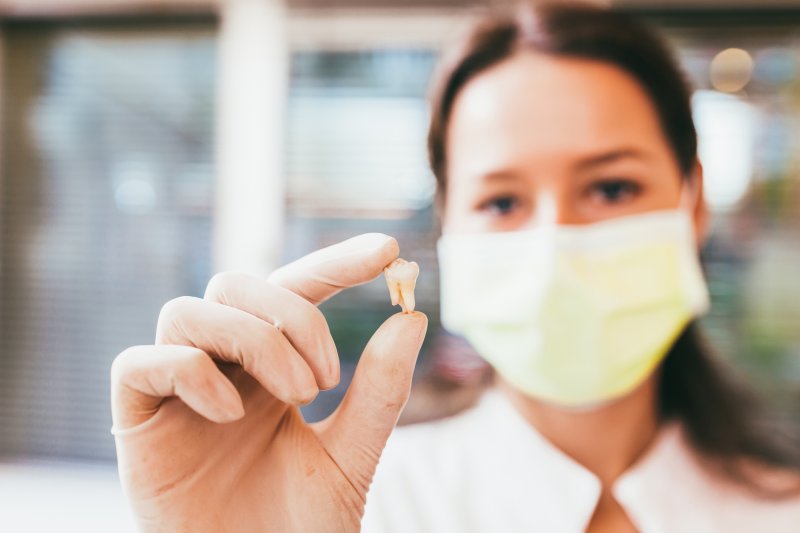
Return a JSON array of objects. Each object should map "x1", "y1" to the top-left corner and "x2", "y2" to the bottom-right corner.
[{"x1": 362, "y1": 390, "x2": 800, "y2": 532}]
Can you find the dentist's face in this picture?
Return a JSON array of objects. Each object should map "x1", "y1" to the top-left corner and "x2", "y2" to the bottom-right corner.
[{"x1": 442, "y1": 51, "x2": 703, "y2": 235}]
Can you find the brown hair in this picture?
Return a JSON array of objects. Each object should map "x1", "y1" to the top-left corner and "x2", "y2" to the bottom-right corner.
[{"x1": 427, "y1": 0, "x2": 800, "y2": 496}]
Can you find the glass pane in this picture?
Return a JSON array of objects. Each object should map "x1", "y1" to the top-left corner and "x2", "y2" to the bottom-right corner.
[
  {"x1": 657, "y1": 21, "x2": 800, "y2": 422},
  {"x1": 0, "y1": 22, "x2": 217, "y2": 461},
  {"x1": 285, "y1": 49, "x2": 441, "y2": 422}
]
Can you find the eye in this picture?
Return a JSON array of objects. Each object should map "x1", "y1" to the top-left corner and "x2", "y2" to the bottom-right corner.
[
  {"x1": 480, "y1": 195, "x2": 518, "y2": 216},
  {"x1": 587, "y1": 179, "x2": 642, "y2": 204}
]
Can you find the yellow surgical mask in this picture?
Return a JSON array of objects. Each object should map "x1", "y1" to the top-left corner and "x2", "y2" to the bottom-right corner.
[{"x1": 437, "y1": 209, "x2": 709, "y2": 409}]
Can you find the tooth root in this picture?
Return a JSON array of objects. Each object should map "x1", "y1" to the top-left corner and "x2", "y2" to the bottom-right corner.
[
  {"x1": 398, "y1": 280, "x2": 416, "y2": 313},
  {"x1": 387, "y1": 280, "x2": 400, "y2": 306}
]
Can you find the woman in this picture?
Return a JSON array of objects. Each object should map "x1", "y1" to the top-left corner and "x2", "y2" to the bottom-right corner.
[{"x1": 111, "y1": 2, "x2": 800, "y2": 531}]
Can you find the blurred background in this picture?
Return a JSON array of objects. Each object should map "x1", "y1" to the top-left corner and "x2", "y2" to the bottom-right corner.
[{"x1": 1, "y1": 0, "x2": 800, "y2": 530}]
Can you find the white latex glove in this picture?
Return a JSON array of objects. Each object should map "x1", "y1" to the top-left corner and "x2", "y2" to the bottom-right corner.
[{"x1": 110, "y1": 234, "x2": 428, "y2": 532}]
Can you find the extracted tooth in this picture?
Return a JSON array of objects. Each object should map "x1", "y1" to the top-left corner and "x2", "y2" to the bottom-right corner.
[
  {"x1": 383, "y1": 258, "x2": 420, "y2": 314},
  {"x1": 387, "y1": 276, "x2": 401, "y2": 306}
]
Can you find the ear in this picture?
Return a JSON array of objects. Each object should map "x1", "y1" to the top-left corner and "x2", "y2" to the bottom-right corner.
[{"x1": 688, "y1": 159, "x2": 710, "y2": 248}]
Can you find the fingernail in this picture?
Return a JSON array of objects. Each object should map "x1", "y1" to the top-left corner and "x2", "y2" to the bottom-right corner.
[
  {"x1": 316, "y1": 357, "x2": 340, "y2": 391},
  {"x1": 320, "y1": 339, "x2": 340, "y2": 390},
  {"x1": 358, "y1": 232, "x2": 395, "y2": 249},
  {"x1": 213, "y1": 378, "x2": 245, "y2": 421},
  {"x1": 290, "y1": 360, "x2": 320, "y2": 405},
  {"x1": 296, "y1": 386, "x2": 319, "y2": 406},
  {"x1": 221, "y1": 401, "x2": 245, "y2": 422}
]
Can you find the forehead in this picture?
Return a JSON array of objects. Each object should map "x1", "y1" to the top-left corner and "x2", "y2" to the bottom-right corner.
[{"x1": 445, "y1": 50, "x2": 672, "y2": 176}]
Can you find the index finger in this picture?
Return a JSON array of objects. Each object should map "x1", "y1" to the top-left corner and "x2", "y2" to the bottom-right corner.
[{"x1": 268, "y1": 233, "x2": 399, "y2": 305}]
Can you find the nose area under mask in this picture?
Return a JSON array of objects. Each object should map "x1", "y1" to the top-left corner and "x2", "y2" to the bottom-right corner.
[{"x1": 529, "y1": 192, "x2": 581, "y2": 228}]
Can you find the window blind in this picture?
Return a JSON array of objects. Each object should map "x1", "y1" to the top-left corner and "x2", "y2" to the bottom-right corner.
[{"x1": 0, "y1": 21, "x2": 217, "y2": 462}]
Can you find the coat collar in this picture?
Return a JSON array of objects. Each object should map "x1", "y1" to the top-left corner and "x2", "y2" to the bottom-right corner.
[
  {"x1": 470, "y1": 389, "x2": 692, "y2": 531},
  {"x1": 470, "y1": 389, "x2": 799, "y2": 532}
]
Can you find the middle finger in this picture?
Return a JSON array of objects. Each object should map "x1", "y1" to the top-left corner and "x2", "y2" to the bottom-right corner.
[
  {"x1": 156, "y1": 296, "x2": 318, "y2": 405},
  {"x1": 203, "y1": 271, "x2": 339, "y2": 390}
]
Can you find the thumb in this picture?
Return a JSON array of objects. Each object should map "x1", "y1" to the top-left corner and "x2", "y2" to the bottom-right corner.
[{"x1": 316, "y1": 311, "x2": 427, "y2": 495}]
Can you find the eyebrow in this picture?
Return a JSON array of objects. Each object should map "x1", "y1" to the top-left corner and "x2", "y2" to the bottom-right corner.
[
  {"x1": 472, "y1": 147, "x2": 652, "y2": 183},
  {"x1": 476, "y1": 170, "x2": 518, "y2": 183},
  {"x1": 573, "y1": 147, "x2": 651, "y2": 171}
]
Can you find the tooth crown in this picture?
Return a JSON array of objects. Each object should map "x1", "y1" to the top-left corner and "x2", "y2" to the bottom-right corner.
[{"x1": 384, "y1": 258, "x2": 420, "y2": 313}]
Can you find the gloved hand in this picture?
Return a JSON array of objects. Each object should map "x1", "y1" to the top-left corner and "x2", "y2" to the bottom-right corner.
[{"x1": 110, "y1": 233, "x2": 428, "y2": 532}]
